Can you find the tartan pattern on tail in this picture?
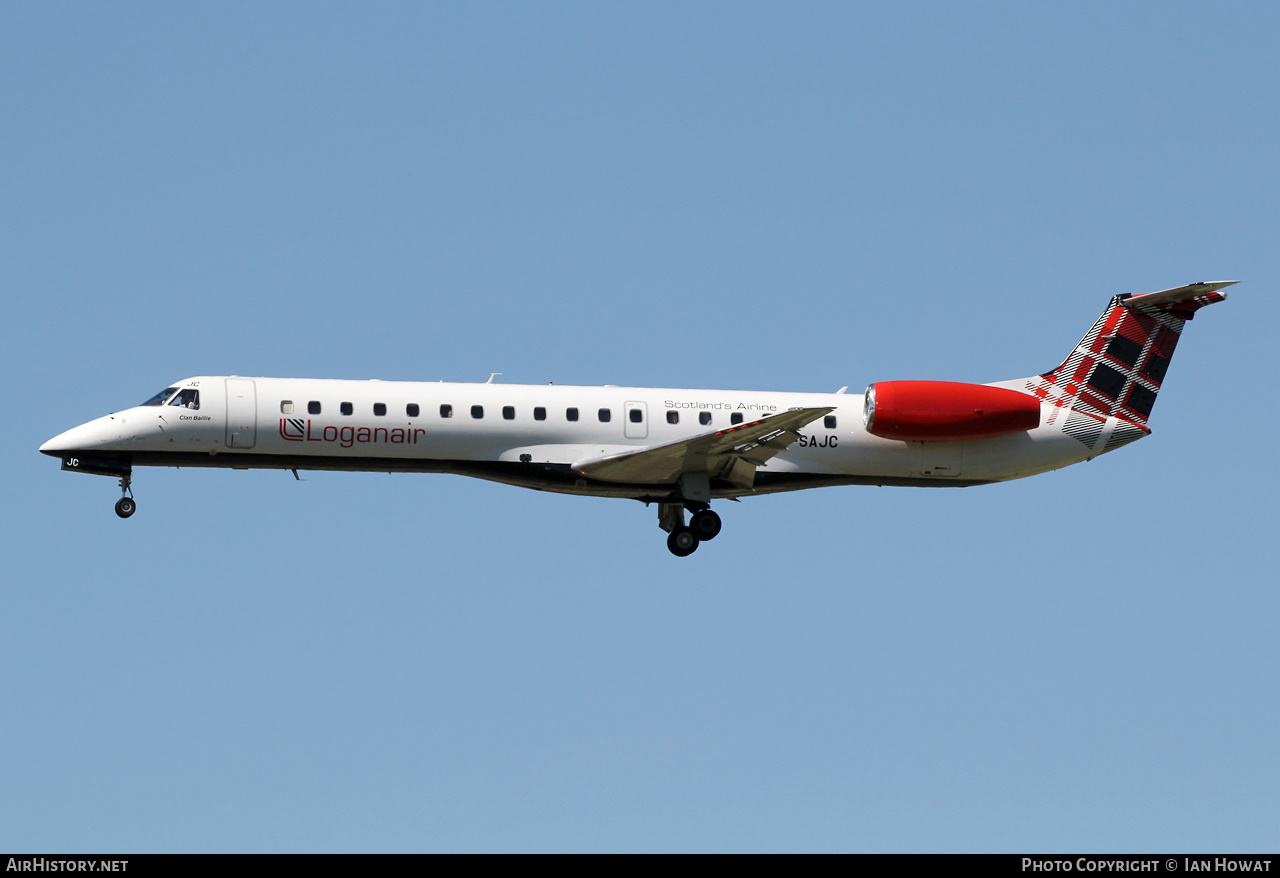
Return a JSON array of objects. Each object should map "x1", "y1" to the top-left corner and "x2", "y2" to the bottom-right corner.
[
  {"x1": 1062, "y1": 410, "x2": 1106, "y2": 449},
  {"x1": 1103, "y1": 421, "x2": 1149, "y2": 453},
  {"x1": 1022, "y1": 290, "x2": 1226, "y2": 429}
]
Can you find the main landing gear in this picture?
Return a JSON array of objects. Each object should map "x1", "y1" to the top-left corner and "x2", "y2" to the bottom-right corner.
[
  {"x1": 659, "y1": 503, "x2": 722, "y2": 557},
  {"x1": 114, "y1": 472, "x2": 136, "y2": 519}
]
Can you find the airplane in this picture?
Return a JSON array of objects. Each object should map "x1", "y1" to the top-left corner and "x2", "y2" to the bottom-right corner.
[{"x1": 41, "y1": 281, "x2": 1233, "y2": 556}]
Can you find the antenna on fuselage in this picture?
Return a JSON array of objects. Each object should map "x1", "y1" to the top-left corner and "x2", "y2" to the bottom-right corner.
[{"x1": 486, "y1": 373, "x2": 502, "y2": 384}]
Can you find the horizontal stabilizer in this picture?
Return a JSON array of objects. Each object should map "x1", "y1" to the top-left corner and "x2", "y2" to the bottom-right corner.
[
  {"x1": 572, "y1": 406, "x2": 834, "y2": 485},
  {"x1": 1123, "y1": 281, "x2": 1237, "y2": 310}
]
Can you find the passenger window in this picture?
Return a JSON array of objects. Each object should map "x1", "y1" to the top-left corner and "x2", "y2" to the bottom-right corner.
[
  {"x1": 406, "y1": 404, "x2": 420, "y2": 417},
  {"x1": 281, "y1": 400, "x2": 294, "y2": 415},
  {"x1": 731, "y1": 413, "x2": 743, "y2": 425},
  {"x1": 534, "y1": 407, "x2": 546, "y2": 421},
  {"x1": 374, "y1": 403, "x2": 387, "y2": 417},
  {"x1": 566, "y1": 407, "x2": 579, "y2": 422},
  {"x1": 309, "y1": 401, "x2": 322, "y2": 415},
  {"x1": 598, "y1": 408, "x2": 611, "y2": 423},
  {"x1": 503, "y1": 406, "x2": 515, "y2": 420},
  {"x1": 340, "y1": 402, "x2": 353, "y2": 416},
  {"x1": 629, "y1": 408, "x2": 643, "y2": 423},
  {"x1": 699, "y1": 412, "x2": 711, "y2": 426},
  {"x1": 471, "y1": 405, "x2": 484, "y2": 419},
  {"x1": 440, "y1": 404, "x2": 453, "y2": 418},
  {"x1": 824, "y1": 415, "x2": 837, "y2": 429},
  {"x1": 168, "y1": 389, "x2": 200, "y2": 410},
  {"x1": 667, "y1": 411, "x2": 679, "y2": 425}
]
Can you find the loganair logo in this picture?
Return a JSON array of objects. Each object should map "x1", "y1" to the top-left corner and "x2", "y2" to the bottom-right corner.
[{"x1": 279, "y1": 419, "x2": 427, "y2": 448}]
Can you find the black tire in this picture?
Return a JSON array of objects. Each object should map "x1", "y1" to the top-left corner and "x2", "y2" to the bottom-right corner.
[
  {"x1": 667, "y1": 527, "x2": 698, "y2": 557},
  {"x1": 115, "y1": 497, "x2": 136, "y2": 519},
  {"x1": 689, "y1": 509, "x2": 722, "y2": 541}
]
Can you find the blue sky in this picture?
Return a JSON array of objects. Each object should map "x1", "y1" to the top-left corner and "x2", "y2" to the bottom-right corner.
[{"x1": 2, "y1": 2, "x2": 1277, "y2": 852}]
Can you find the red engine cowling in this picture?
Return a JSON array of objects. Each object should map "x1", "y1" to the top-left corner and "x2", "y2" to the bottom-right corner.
[{"x1": 863, "y1": 381, "x2": 1041, "y2": 442}]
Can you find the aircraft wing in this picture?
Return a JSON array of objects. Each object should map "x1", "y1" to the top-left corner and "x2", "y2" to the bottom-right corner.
[{"x1": 571, "y1": 406, "x2": 834, "y2": 487}]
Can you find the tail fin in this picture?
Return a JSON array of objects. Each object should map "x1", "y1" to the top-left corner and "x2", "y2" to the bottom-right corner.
[{"x1": 1017, "y1": 281, "x2": 1234, "y2": 440}]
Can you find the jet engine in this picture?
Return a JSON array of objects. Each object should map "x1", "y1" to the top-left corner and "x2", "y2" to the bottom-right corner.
[{"x1": 863, "y1": 381, "x2": 1041, "y2": 442}]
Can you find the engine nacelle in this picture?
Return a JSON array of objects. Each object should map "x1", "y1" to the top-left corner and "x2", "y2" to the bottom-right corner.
[{"x1": 863, "y1": 381, "x2": 1041, "y2": 442}]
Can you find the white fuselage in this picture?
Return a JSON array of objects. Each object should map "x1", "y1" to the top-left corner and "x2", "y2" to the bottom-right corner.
[
  {"x1": 38, "y1": 283, "x2": 1227, "y2": 554},
  {"x1": 41, "y1": 375, "x2": 1096, "y2": 500}
]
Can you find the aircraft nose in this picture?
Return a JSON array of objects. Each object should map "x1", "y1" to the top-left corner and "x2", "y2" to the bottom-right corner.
[
  {"x1": 41, "y1": 424, "x2": 91, "y2": 456},
  {"x1": 39, "y1": 416, "x2": 125, "y2": 456}
]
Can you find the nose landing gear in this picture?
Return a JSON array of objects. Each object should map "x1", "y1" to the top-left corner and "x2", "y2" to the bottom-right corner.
[
  {"x1": 58, "y1": 456, "x2": 137, "y2": 518},
  {"x1": 658, "y1": 503, "x2": 722, "y2": 556},
  {"x1": 115, "y1": 472, "x2": 136, "y2": 518}
]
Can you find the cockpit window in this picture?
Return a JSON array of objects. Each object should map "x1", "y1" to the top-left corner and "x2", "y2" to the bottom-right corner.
[
  {"x1": 168, "y1": 389, "x2": 200, "y2": 410},
  {"x1": 141, "y1": 387, "x2": 180, "y2": 406}
]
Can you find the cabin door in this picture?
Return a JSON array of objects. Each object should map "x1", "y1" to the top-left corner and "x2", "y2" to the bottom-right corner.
[{"x1": 225, "y1": 379, "x2": 257, "y2": 449}]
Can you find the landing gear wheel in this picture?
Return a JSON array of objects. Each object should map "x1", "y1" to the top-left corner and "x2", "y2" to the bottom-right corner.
[
  {"x1": 667, "y1": 527, "x2": 699, "y2": 557},
  {"x1": 115, "y1": 497, "x2": 136, "y2": 519},
  {"x1": 689, "y1": 509, "x2": 722, "y2": 541}
]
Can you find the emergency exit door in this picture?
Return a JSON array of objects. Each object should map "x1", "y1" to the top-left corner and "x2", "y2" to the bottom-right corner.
[{"x1": 624, "y1": 401, "x2": 648, "y2": 439}]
